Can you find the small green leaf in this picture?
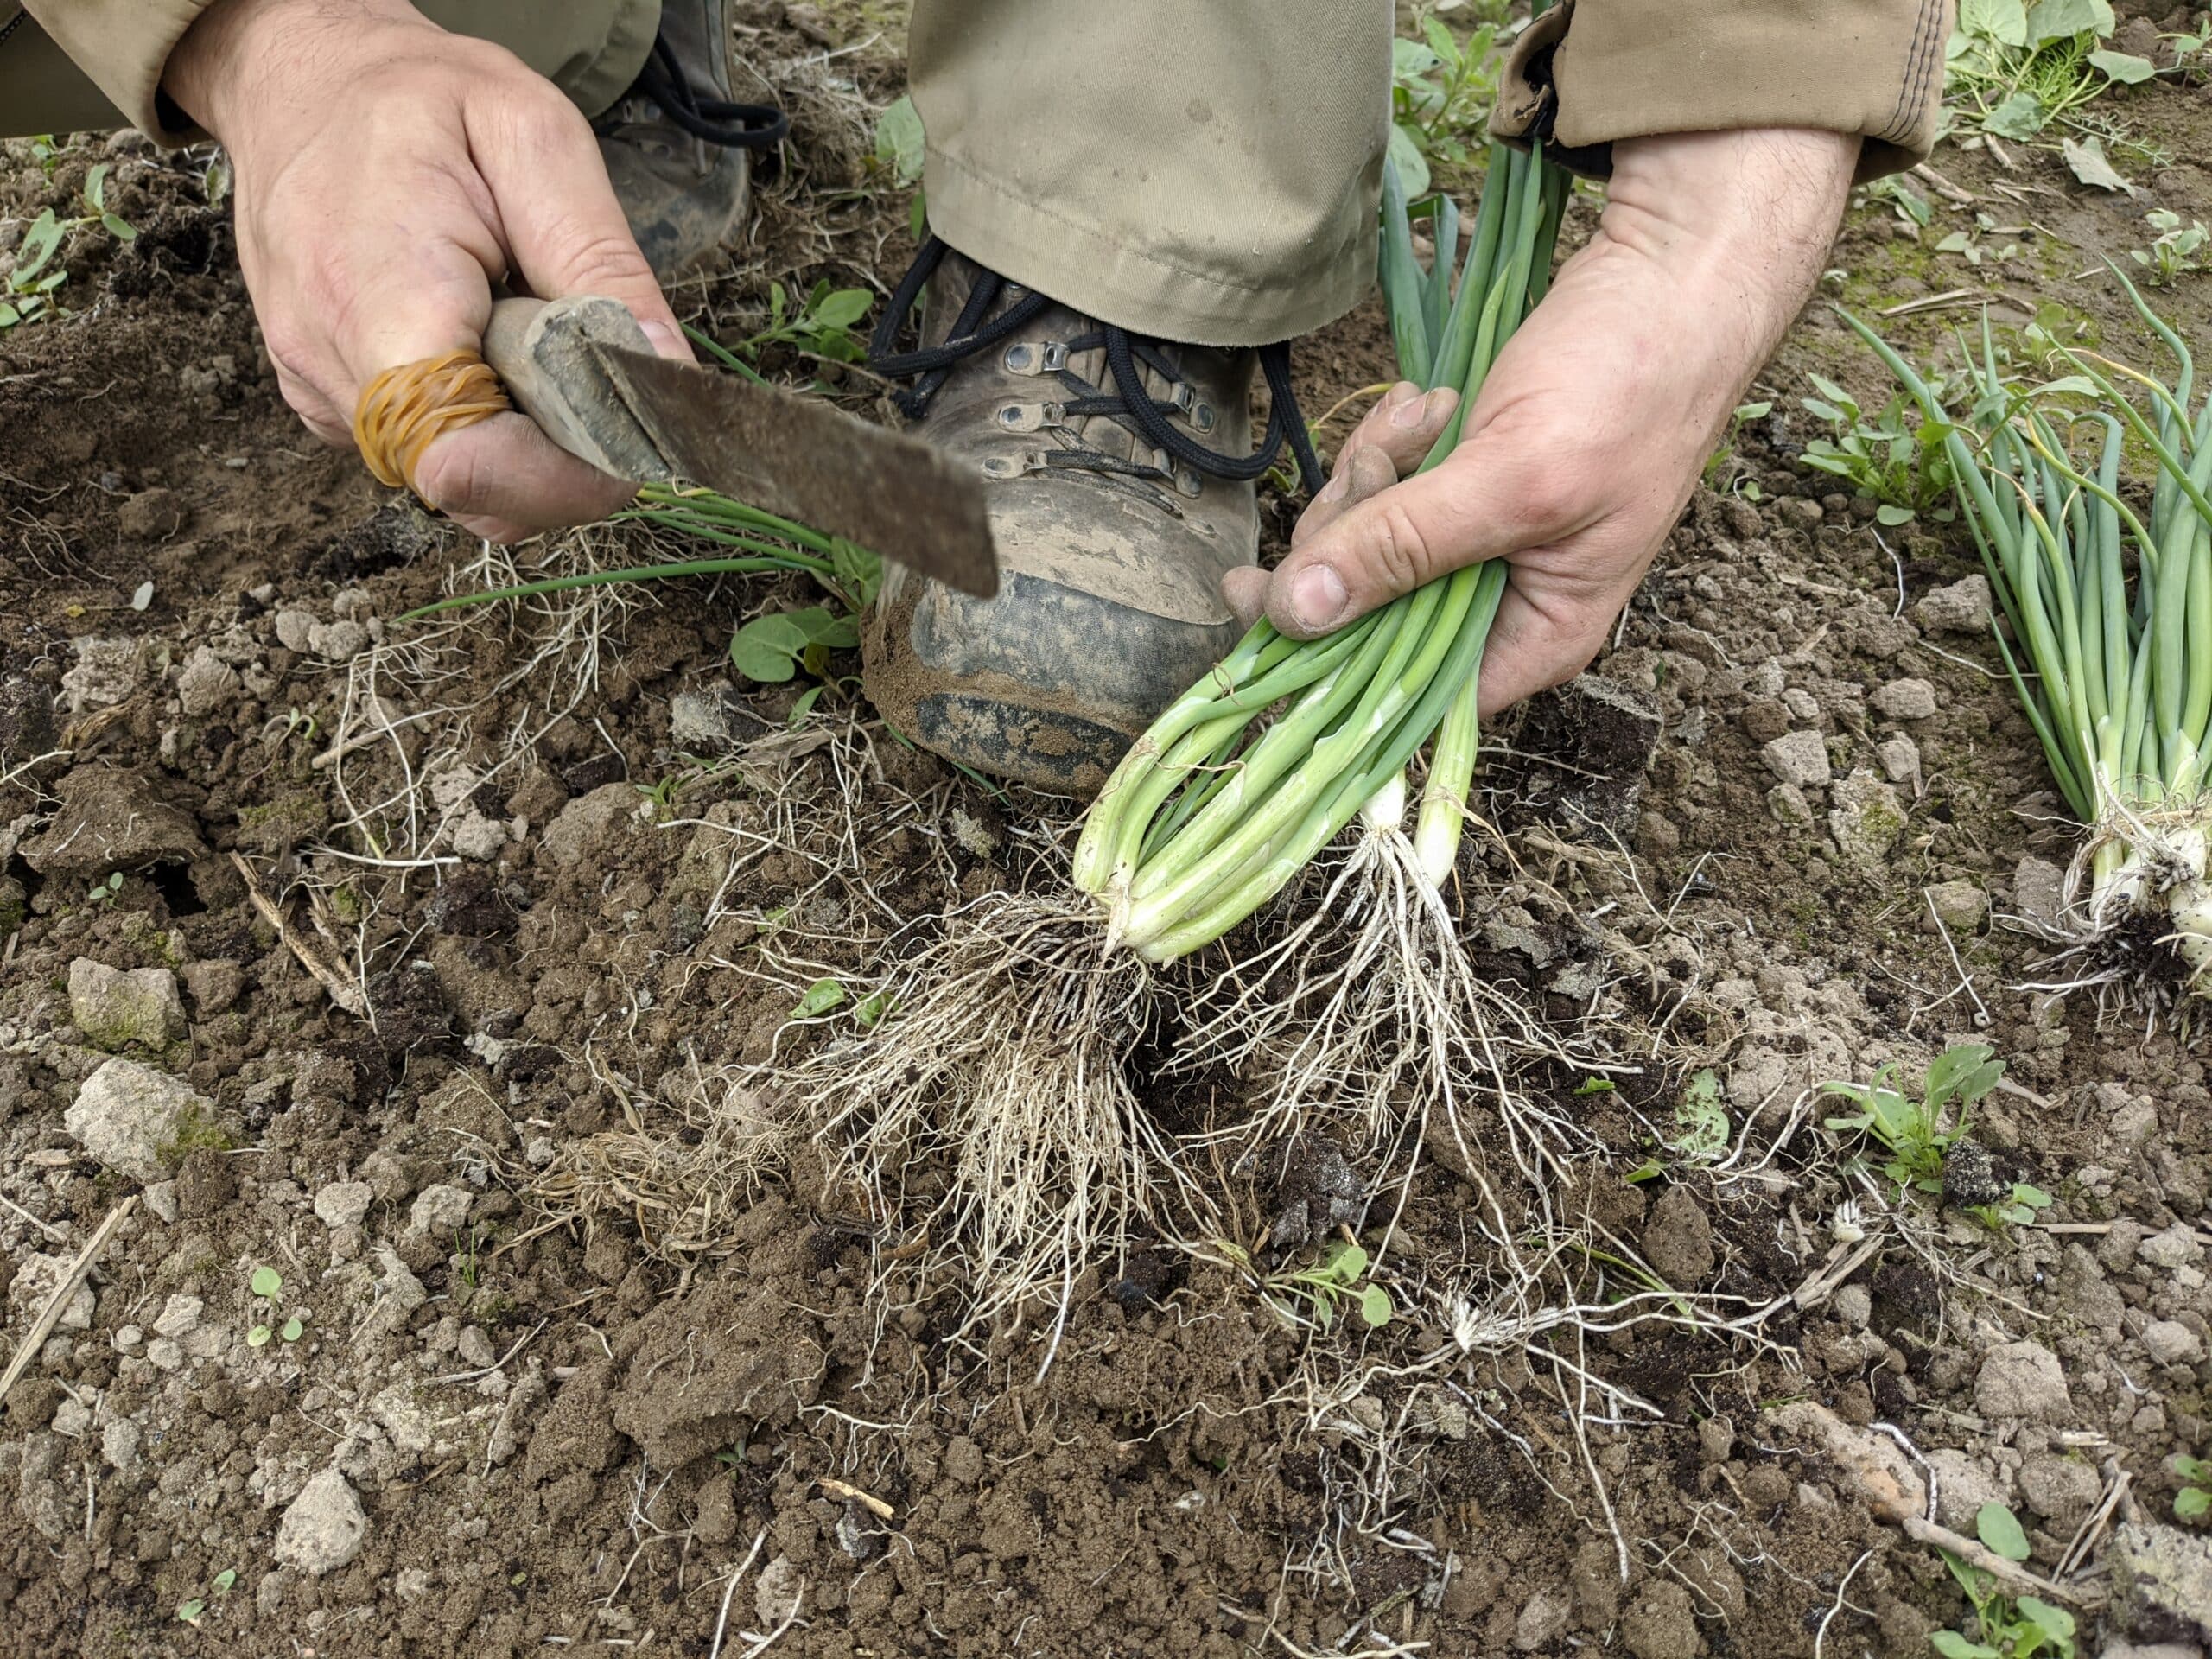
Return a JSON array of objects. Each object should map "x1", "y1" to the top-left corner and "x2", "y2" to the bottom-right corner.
[
  {"x1": 872, "y1": 93, "x2": 925, "y2": 186},
  {"x1": 805, "y1": 288, "x2": 873, "y2": 332},
  {"x1": 246, "y1": 1325, "x2": 271, "y2": 1348},
  {"x1": 1387, "y1": 123, "x2": 1431, "y2": 204},
  {"x1": 1876, "y1": 504, "x2": 1918, "y2": 526},
  {"x1": 728, "y1": 613, "x2": 810, "y2": 683},
  {"x1": 2088, "y1": 47, "x2": 2156, "y2": 80},
  {"x1": 100, "y1": 213, "x2": 136, "y2": 242},
  {"x1": 1733, "y1": 400, "x2": 1773, "y2": 421},
  {"x1": 1324, "y1": 1240, "x2": 1369, "y2": 1282},
  {"x1": 855, "y1": 990, "x2": 891, "y2": 1029},
  {"x1": 211, "y1": 1569, "x2": 237, "y2": 1594},
  {"x1": 1929, "y1": 1633, "x2": 2000, "y2": 1659},
  {"x1": 1982, "y1": 90, "x2": 2049, "y2": 138},
  {"x1": 2011, "y1": 1182, "x2": 2053, "y2": 1211},
  {"x1": 785, "y1": 606, "x2": 859, "y2": 649},
  {"x1": 250, "y1": 1266, "x2": 282, "y2": 1299},
  {"x1": 787, "y1": 683, "x2": 825, "y2": 728},
  {"x1": 2174, "y1": 1485, "x2": 2209, "y2": 1519},
  {"x1": 2013, "y1": 1596, "x2": 2075, "y2": 1643},
  {"x1": 83, "y1": 162, "x2": 108, "y2": 210},
  {"x1": 281, "y1": 1316, "x2": 304, "y2": 1342},
  {"x1": 1573, "y1": 1076, "x2": 1616, "y2": 1095},
  {"x1": 1959, "y1": 0, "x2": 2030, "y2": 44},
  {"x1": 1357, "y1": 1284, "x2": 1394, "y2": 1327},
  {"x1": 791, "y1": 977, "x2": 847, "y2": 1019},
  {"x1": 12, "y1": 209, "x2": 63, "y2": 284},
  {"x1": 177, "y1": 1599, "x2": 205, "y2": 1625},
  {"x1": 1976, "y1": 1501, "x2": 2031, "y2": 1562},
  {"x1": 2024, "y1": 0, "x2": 2111, "y2": 42},
  {"x1": 1624, "y1": 1160, "x2": 1664, "y2": 1184}
]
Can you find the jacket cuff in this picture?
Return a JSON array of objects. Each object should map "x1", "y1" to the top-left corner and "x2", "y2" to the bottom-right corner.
[
  {"x1": 25, "y1": 0, "x2": 215, "y2": 143},
  {"x1": 1491, "y1": 0, "x2": 1951, "y2": 182}
]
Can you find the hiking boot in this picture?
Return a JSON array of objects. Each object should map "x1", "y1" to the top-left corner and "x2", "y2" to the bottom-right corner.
[
  {"x1": 593, "y1": 0, "x2": 786, "y2": 280},
  {"x1": 861, "y1": 238, "x2": 1322, "y2": 795}
]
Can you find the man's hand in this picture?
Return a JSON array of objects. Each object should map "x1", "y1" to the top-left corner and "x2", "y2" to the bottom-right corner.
[
  {"x1": 168, "y1": 0, "x2": 684, "y2": 542},
  {"x1": 1224, "y1": 128, "x2": 1858, "y2": 715}
]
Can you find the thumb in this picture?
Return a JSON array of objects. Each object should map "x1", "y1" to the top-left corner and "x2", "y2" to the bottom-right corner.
[
  {"x1": 469, "y1": 88, "x2": 693, "y2": 363},
  {"x1": 1260, "y1": 428, "x2": 1576, "y2": 640}
]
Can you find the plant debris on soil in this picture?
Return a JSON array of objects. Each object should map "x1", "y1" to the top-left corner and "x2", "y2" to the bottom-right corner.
[{"x1": 3, "y1": 3, "x2": 2212, "y2": 1657}]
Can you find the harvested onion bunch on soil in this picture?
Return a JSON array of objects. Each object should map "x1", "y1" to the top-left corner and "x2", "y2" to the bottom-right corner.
[
  {"x1": 1073, "y1": 146, "x2": 1567, "y2": 962},
  {"x1": 1851, "y1": 283, "x2": 2211, "y2": 992}
]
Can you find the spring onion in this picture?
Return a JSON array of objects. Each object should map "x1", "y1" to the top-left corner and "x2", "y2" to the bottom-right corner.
[
  {"x1": 1072, "y1": 144, "x2": 1568, "y2": 961},
  {"x1": 1849, "y1": 278, "x2": 2211, "y2": 992}
]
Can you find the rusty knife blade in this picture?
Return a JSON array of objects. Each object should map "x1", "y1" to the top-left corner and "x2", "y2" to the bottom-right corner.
[{"x1": 593, "y1": 341, "x2": 999, "y2": 599}]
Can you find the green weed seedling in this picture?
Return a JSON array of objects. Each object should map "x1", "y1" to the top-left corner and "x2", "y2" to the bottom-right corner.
[
  {"x1": 2131, "y1": 208, "x2": 2210, "y2": 285},
  {"x1": 872, "y1": 93, "x2": 927, "y2": 237},
  {"x1": 1948, "y1": 0, "x2": 2155, "y2": 143},
  {"x1": 2173, "y1": 1454, "x2": 2210, "y2": 1522},
  {"x1": 1929, "y1": 1501, "x2": 2075, "y2": 1656},
  {"x1": 1800, "y1": 373, "x2": 1959, "y2": 525},
  {"x1": 2, "y1": 162, "x2": 137, "y2": 330},
  {"x1": 1272, "y1": 1237, "x2": 1394, "y2": 1332},
  {"x1": 1389, "y1": 8, "x2": 1506, "y2": 198},
  {"x1": 175, "y1": 1568, "x2": 237, "y2": 1625},
  {"x1": 738, "y1": 279, "x2": 873, "y2": 366},
  {"x1": 1703, "y1": 400, "x2": 1773, "y2": 495},
  {"x1": 1823, "y1": 1042, "x2": 2005, "y2": 1193},
  {"x1": 86, "y1": 871, "x2": 124, "y2": 907},
  {"x1": 245, "y1": 1264, "x2": 305, "y2": 1348}
]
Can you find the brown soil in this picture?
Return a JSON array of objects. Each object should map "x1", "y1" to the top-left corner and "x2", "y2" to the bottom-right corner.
[{"x1": 3, "y1": 6, "x2": 2210, "y2": 1659}]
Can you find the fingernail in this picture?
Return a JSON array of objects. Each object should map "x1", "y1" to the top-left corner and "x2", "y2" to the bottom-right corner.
[
  {"x1": 1390, "y1": 388, "x2": 1433, "y2": 428},
  {"x1": 640, "y1": 319, "x2": 690, "y2": 360},
  {"x1": 1316, "y1": 472, "x2": 1348, "y2": 504},
  {"x1": 1289, "y1": 564, "x2": 1348, "y2": 632},
  {"x1": 1386, "y1": 379, "x2": 1422, "y2": 408}
]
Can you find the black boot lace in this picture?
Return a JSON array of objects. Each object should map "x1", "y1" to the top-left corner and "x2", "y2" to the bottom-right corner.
[
  {"x1": 593, "y1": 32, "x2": 790, "y2": 160},
  {"x1": 868, "y1": 237, "x2": 1325, "y2": 497}
]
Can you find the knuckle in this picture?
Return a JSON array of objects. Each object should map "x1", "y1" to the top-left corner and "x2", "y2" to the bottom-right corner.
[{"x1": 1367, "y1": 499, "x2": 1433, "y2": 593}]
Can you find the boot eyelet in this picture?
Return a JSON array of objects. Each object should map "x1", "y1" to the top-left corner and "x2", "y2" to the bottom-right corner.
[
  {"x1": 1003, "y1": 344, "x2": 1035, "y2": 372},
  {"x1": 1174, "y1": 467, "x2": 1204, "y2": 499},
  {"x1": 1191, "y1": 404, "x2": 1216, "y2": 434},
  {"x1": 1039, "y1": 342, "x2": 1071, "y2": 372}
]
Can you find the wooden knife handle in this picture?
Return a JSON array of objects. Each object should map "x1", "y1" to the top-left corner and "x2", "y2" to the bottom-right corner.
[{"x1": 480, "y1": 296, "x2": 673, "y2": 485}]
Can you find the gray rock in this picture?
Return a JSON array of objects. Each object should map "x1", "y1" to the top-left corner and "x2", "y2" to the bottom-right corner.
[
  {"x1": 273, "y1": 609, "x2": 318, "y2": 653},
  {"x1": 2110, "y1": 1522, "x2": 2212, "y2": 1643},
  {"x1": 175, "y1": 647, "x2": 240, "y2": 717},
  {"x1": 142, "y1": 1181, "x2": 179, "y2": 1223},
  {"x1": 1916, "y1": 574, "x2": 1994, "y2": 635},
  {"x1": 2142, "y1": 1320, "x2": 2204, "y2": 1366},
  {"x1": 1512, "y1": 1585, "x2": 1573, "y2": 1652},
  {"x1": 1833, "y1": 1284, "x2": 1872, "y2": 1330},
  {"x1": 1877, "y1": 733, "x2": 1922, "y2": 785},
  {"x1": 151, "y1": 1294, "x2": 202, "y2": 1339},
  {"x1": 1829, "y1": 770, "x2": 1908, "y2": 869},
  {"x1": 1768, "y1": 783, "x2": 1815, "y2": 825},
  {"x1": 2139, "y1": 1224, "x2": 2205, "y2": 1271},
  {"x1": 1763, "y1": 729, "x2": 1832, "y2": 791},
  {"x1": 1928, "y1": 1447, "x2": 2008, "y2": 1532},
  {"x1": 307, "y1": 620, "x2": 370, "y2": 663},
  {"x1": 1927, "y1": 879, "x2": 1988, "y2": 931},
  {"x1": 64, "y1": 1058, "x2": 212, "y2": 1182},
  {"x1": 180, "y1": 958, "x2": 245, "y2": 1016},
  {"x1": 1872, "y1": 677, "x2": 1939, "y2": 721},
  {"x1": 101, "y1": 1420, "x2": 140, "y2": 1470},
  {"x1": 10, "y1": 1253, "x2": 94, "y2": 1332},
  {"x1": 409, "y1": 1184, "x2": 473, "y2": 1235},
  {"x1": 448, "y1": 811, "x2": 506, "y2": 861},
  {"x1": 272, "y1": 1468, "x2": 366, "y2": 1576},
  {"x1": 2019, "y1": 1452, "x2": 2101, "y2": 1529},
  {"x1": 314, "y1": 1181, "x2": 373, "y2": 1230},
  {"x1": 68, "y1": 959, "x2": 187, "y2": 1050},
  {"x1": 2014, "y1": 855, "x2": 2070, "y2": 929},
  {"x1": 541, "y1": 783, "x2": 641, "y2": 870},
  {"x1": 144, "y1": 1338, "x2": 184, "y2": 1371},
  {"x1": 1975, "y1": 1340, "x2": 2071, "y2": 1422},
  {"x1": 359, "y1": 1246, "x2": 428, "y2": 1345}
]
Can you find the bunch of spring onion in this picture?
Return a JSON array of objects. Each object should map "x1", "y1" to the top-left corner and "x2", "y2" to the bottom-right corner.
[
  {"x1": 1848, "y1": 280, "x2": 2211, "y2": 991},
  {"x1": 1071, "y1": 145, "x2": 1568, "y2": 962}
]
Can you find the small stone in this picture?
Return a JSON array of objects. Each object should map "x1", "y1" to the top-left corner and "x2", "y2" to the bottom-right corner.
[
  {"x1": 1698, "y1": 1416, "x2": 1735, "y2": 1464},
  {"x1": 1927, "y1": 880, "x2": 1988, "y2": 931},
  {"x1": 395, "y1": 1567, "x2": 431, "y2": 1601},
  {"x1": 273, "y1": 609, "x2": 318, "y2": 653},
  {"x1": 1872, "y1": 677, "x2": 1939, "y2": 721},
  {"x1": 1768, "y1": 783, "x2": 1815, "y2": 825},
  {"x1": 1513, "y1": 1586, "x2": 1573, "y2": 1651},
  {"x1": 1643, "y1": 1186, "x2": 1716, "y2": 1286},
  {"x1": 1763, "y1": 729, "x2": 1833, "y2": 791},
  {"x1": 541, "y1": 783, "x2": 642, "y2": 871},
  {"x1": 1834, "y1": 1284, "x2": 1872, "y2": 1329},
  {"x1": 2019, "y1": 1452, "x2": 2101, "y2": 1529},
  {"x1": 1927, "y1": 1448, "x2": 2008, "y2": 1532},
  {"x1": 1829, "y1": 770, "x2": 1907, "y2": 868},
  {"x1": 755, "y1": 1557, "x2": 804, "y2": 1628},
  {"x1": 145, "y1": 1338, "x2": 184, "y2": 1372},
  {"x1": 9, "y1": 1254, "x2": 94, "y2": 1332},
  {"x1": 175, "y1": 648, "x2": 240, "y2": 718},
  {"x1": 180, "y1": 959, "x2": 245, "y2": 1017},
  {"x1": 456, "y1": 1325, "x2": 496, "y2": 1370},
  {"x1": 50, "y1": 1397, "x2": 90, "y2": 1437},
  {"x1": 308, "y1": 620, "x2": 371, "y2": 663},
  {"x1": 410, "y1": 1184, "x2": 473, "y2": 1235},
  {"x1": 2143, "y1": 1320, "x2": 2204, "y2": 1366},
  {"x1": 101, "y1": 1420, "x2": 141, "y2": 1470},
  {"x1": 2139, "y1": 1224, "x2": 2205, "y2": 1271},
  {"x1": 314, "y1": 1181, "x2": 373, "y2": 1230},
  {"x1": 1782, "y1": 686, "x2": 1823, "y2": 724},
  {"x1": 1915, "y1": 575, "x2": 1993, "y2": 635},
  {"x1": 60, "y1": 636, "x2": 142, "y2": 714},
  {"x1": 68, "y1": 959, "x2": 187, "y2": 1050},
  {"x1": 142, "y1": 1181, "x2": 179, "y2": 1223},
  {"x1": 151, "y1": 1294, "x2": 203, "y2": 1339},
  {"x1": 273, "y1": 1469, "x2": 367, "y2": 1576},
  {"x1": 1877, "y1": 733, "x2": 1922, "y2": 785},
  {"x1": 668, "y1": 686, "x2": 736, "y2": 750},
  {"x1": 1976, "y1": 1340, "x2": 2071, "y2": 1422},
  {"x1": 113, "y1": 1325, "x2": 143, "y2": 1350},
  {"x1": 65, "y1": 1058, "x2": 213, "y2": 1182},
  {"x1": 448, "y1": 810, "x2": 506, "y2": 861},
  {"x1": 2013, "y1": 855, "x2": 2069, "y2": 929}
]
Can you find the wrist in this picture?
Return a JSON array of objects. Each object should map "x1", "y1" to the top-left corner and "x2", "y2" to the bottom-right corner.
[{"x1": 168, "y1": 0, "x2": 428, "y2": 134}]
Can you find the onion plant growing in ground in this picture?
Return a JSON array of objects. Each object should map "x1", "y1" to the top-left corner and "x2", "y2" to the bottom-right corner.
[{"x1": 1848, "y1": 281, "x2": 2212, "y2": 998}]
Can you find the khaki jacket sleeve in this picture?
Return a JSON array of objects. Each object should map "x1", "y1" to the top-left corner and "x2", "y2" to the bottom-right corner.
[
  {"x1": 1492, "y1": 0, "x2": 1953, "y2": 181},
  {"x1": 23, "y1": 0, "x2": 214, "y2": 142}
]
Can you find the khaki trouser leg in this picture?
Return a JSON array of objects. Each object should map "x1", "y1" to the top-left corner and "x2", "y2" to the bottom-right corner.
[
  {"x1": 908, "y1": 0, "x2": 1391, "y2": 348},
  {"x1": 0, "y1": 0, "x2": 656, "y2": 138}
]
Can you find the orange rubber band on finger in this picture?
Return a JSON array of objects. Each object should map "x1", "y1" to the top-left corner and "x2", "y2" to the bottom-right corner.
[{"x1": 350, "y1": 348, "x2": 512, "y2": 499}]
